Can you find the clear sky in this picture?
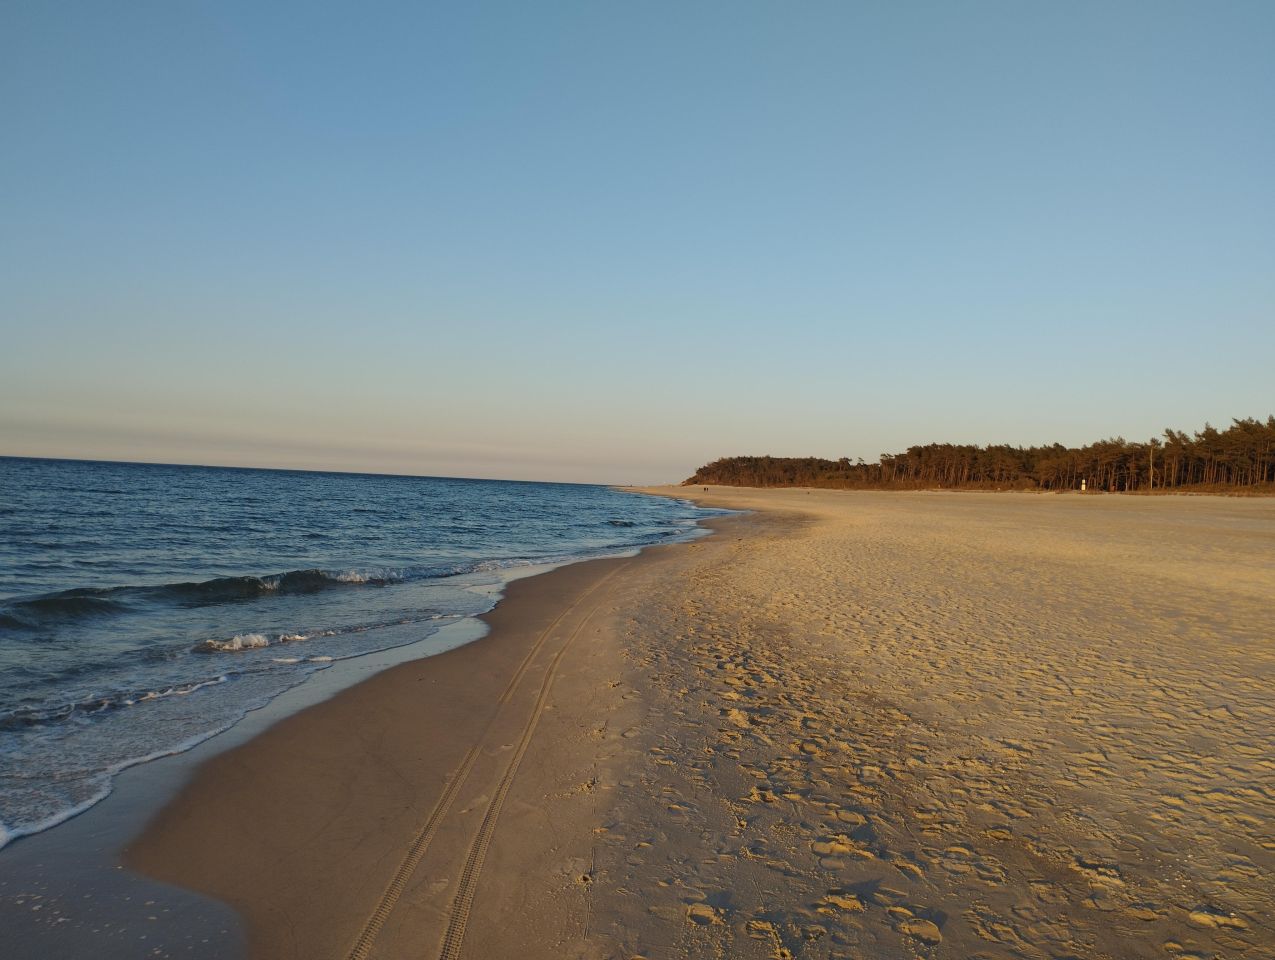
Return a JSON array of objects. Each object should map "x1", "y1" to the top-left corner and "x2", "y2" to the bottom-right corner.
[{"x1": 2, "y1": 2, "x2": 1272, "y2": 483}]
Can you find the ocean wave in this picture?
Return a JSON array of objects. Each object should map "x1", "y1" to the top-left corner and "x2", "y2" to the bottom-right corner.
[
  {"x1": 0, "y1": 718, "x2": 246, "y2": 850},
  {"x1": 195, "y1": 633, "x2": 272, "y2": 652},
  {"x1": 5, "y1": 590, "x2": 130, "y2": 621},
  {"x1": 0, "y1": 784, "x2": 112, "y2": 851},
  {"x1": 0, "y1": 676, "x2": 229, "y2": 732},
  {"x1": 162, "y1": 568, "x2": 402, "y2": 601},
  {"x1": 192, "y1": 614, "x2": 454, "y2": 655},
  {"x1": 0, "y1": 568, "x2": 412, "y2": 623},
  {"x1": 2, "y1": 526, "x2": 712, "y2": 627},
  {"x1": 193, "y1": 629, "x2": 340, "y2": 653}
]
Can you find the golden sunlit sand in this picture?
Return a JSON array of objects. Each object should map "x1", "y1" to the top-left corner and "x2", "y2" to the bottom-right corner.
[
  {"x1": 131, "y1": 488, "x2": 1274, "y2": 958},
  {"x1": 600, "y1": 488, "x2": 1274, "y2": 958}
]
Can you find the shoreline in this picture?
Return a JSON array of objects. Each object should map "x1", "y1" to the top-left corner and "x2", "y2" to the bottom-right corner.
[
  {"x1": 123, "y1": 509, "x2": 755, "y2": 959},
  {"x1": 0, "y1": 602, "x2": 499, "y2": 959},
  {"x1": 7, "y1": 487, "x2": 1271, "y2": 958},
  {"x1": 0, "y1": 465, "x2": 717, "y2": 859},
  {"x1": 0, "y1": 502, "x2": 719, "y2": 959}
]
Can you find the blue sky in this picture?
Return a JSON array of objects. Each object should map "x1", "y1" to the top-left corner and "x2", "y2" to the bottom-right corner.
[{"x1": 2, "y1": 2, "x2": 1272, "y2": 483}]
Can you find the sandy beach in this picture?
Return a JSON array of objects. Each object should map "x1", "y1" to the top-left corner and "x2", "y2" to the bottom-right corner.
[{"x1": 128, "y1": 488, "x2": 1275, "y2": 959}]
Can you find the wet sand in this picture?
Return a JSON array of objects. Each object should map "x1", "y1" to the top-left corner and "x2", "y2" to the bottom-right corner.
[{"x1": 129, "y1": 489, "x2": 1275, "y2": 958}]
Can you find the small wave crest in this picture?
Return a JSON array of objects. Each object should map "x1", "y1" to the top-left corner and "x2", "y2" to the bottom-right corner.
[
  {"x1": 194, "y1": 633, "x2": 272, "y2": 653},
  {"x1": 1, "y1": 568, "x2": 413, "y2": 624},
  {"x1": 0, "y1": 786, "x2": 113, "y2": 851},
  {"x1": 192, "y1": 614, "x2": 453, "y2": 655},
  {"x1": 164, "y1": 568, "x2": 401, "y2": 602},
  {"x1": 5, "y1": 590, "x2": 129, "y2": 622},
  {"x1": 0, "y1": 676, "x2": 229, "y2": 732},
  {"x1": 0, "y1": 719, "x2": 245, "y2": 850},
  {"x1": 193, "y1": 629, "x2": 337, "y2": 653}
]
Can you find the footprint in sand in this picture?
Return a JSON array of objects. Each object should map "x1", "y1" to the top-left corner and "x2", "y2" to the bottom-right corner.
[
  {"x1": 898, "y1": 916, "x2": 943, "y2": 945},
  {"x1": 1186, "y1": 907, "x2": 1248, "y2": 930},
  {"x1": 817, "y1": 890, "x2": 865, "y2": 914},
  {"x1": 686, "y1": 902, "x2": 724, "y2": 925}
]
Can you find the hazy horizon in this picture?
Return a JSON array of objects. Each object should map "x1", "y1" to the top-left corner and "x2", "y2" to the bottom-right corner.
[
  {"x1": 4, "y1": 409, "x2": 1272, "y2": 488},
  {"x1": 4, "y1": 2, "x2": 1273, "y2": 484}
]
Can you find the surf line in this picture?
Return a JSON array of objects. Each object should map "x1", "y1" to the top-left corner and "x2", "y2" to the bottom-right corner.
[{"x1": 345, "y1": 562, "x2": 628, "y2": 960}]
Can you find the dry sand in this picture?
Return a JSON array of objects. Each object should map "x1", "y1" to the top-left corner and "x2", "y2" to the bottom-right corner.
[{"x1": 130, "y1": 489, "x2": 1275, "y2": 959}]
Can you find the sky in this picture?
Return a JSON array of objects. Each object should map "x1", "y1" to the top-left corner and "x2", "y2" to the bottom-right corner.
[{"x1": 2, "y1": 2, "x2": 1272, "y2": 484}]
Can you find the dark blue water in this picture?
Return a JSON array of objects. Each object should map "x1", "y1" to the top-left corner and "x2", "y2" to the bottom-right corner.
[{"x1": 0, "y1": 457, "x2": 720, "y2": 847}]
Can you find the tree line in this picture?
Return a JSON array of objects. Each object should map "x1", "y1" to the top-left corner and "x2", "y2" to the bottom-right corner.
[{"x1": 684, "y1": 416, "x2": 1275, "y2": 493}]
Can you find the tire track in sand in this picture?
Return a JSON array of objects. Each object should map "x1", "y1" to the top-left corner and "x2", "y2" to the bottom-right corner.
[
  {"x1": 437, "y1": 572, "x2": 615, "y2": 960},
  {"x1": 345, "y1": 565, "x2": 624, "y2": 960}
]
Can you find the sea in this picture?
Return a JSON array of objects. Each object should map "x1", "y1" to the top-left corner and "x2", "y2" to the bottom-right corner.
[{"x1": 0, "y1": 457, "x2": 721, "y2": 849}]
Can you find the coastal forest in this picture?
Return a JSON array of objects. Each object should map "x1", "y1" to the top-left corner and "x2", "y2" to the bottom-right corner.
[{"x1": 685, "y1": 416, "x2": 1275, "y2": 493}]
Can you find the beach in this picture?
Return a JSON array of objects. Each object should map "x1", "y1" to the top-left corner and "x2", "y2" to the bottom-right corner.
[
  {"x1": 127, "y1": 488, "x2": 1275, "y2": 958},
  {"x1": 9, "y1": 4, "x2": 1274, "y2": 958}
]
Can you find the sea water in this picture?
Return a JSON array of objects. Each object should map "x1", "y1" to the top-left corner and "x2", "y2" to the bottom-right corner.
[{"x1": 0, "y1": 457, "x2": 719, "y2": 848}]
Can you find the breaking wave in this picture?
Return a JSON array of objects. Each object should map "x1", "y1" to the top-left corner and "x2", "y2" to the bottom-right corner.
[
  {"x1": 3, "y1": 526, "x2": 704, "y2": 628},
  {"x1": 192, "y1": 614, "x2": 454, "y2": 654},
  {"x1": 1, "y1": 568, "x2": 417, "y2": 624},
  {"x1": 0, "y1": 676, "x2": 230, "y2": 733}
]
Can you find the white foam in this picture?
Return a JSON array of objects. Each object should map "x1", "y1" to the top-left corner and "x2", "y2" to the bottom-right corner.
[
  {"x1": 330, "y1": 569, "x2": 406, "y2": 584},
  {"x1": 120, "y1": 675, "x2": 228, "y2": 706},
  {"x1": 200, "y1": 633, "x2": 270, "y2": 652},
  {"x1": 0, "y1": 717, "x2": 250, "y2": 849},
  {"x1": 0, "y1": 781, "x2": 112, "y2": 850}
]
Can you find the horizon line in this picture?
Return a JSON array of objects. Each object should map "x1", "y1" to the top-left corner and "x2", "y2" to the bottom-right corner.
[{"x1": 0, "y1": 453, "x2": 635, "y2": 488}]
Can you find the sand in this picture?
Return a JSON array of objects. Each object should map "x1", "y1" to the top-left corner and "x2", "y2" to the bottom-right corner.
[{"x1": 129, "y1": 488, "x2": 1275, "y2": 959}]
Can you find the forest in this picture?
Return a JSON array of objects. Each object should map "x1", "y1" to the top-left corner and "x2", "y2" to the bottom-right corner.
[{"x1": 685, "y1": 416, "x2": 1275, "y2": 493}]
